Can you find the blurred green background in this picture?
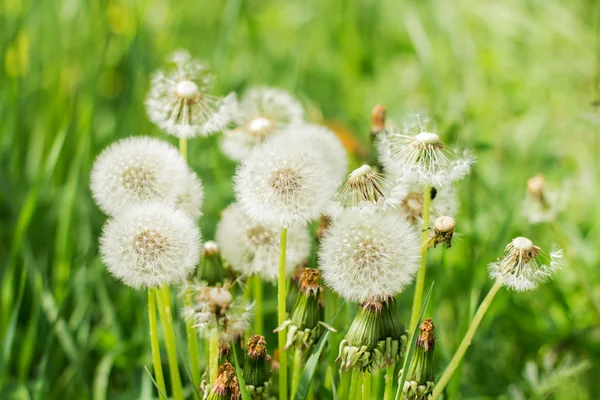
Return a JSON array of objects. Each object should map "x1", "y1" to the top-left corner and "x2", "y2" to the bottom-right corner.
[{"x1": 1, "y1": 0, "x2": 599, "y2": 398}]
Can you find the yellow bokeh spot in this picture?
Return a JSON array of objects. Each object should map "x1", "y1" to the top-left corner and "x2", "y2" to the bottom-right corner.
[
  {"x1": 5, "y1": 31, "x2": 30, "y2": 77},
  {"x1": 106, "y1": 2, "x2": 136, "y2": 36}
]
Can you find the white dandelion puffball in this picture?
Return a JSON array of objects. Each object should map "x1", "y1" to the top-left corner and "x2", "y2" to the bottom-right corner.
[
  {"x1": 176, "y1": 169, "x2": 204, "y2": 219},
  {"x1": 216, "y1": 203, "x2": 311, "y2": 281},
  {"x1": 377, "y1": 114, "x2": 475, "y2": 187},
  {"x1": 100, "y1": 202, "x2": 202, "y2": 289},
  {"x1": 234, "y1": 140, "x2": 339, "y2": 227},
  {"x1": 90, "y1": 136, "x2": 189, "y2": 216},
  {"x1": 488, "y1": 237, "x2": 563, "y2": 292},
  {"x1": 220, "y1": 86, "x2": 305, "y2": 161},
  {"x1": 145, "y1": 50, "x2": 232, "y2": 138},
  {"x1": 269, "y1": 122, "x2": 349, "y2": 183},
  {"x1": 319, "y1": 209, "x2": 421, "y2": 303}
]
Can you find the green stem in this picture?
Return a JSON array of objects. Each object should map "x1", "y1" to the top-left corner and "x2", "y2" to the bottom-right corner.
[
  {"x1": 184, "y1": 290, "x2": 201, "y2": 388},
  {"x1": 156, "y1": 286, "x2": 184, "y2": 400},
  {"x1": 409, "y1": 185, "x2": 432, "y2": 332},
  {"x1": 384, "y1": 364, "x2": 395, "y2": 400},
  {"x1": 291, "y1": 349, "x2": 303, "y2": 397},
  {"x1": 349, "y1": 370, "x2": 362, "y2": 400},
  {"x1": 278, "y1": 227, "x2": 289, "y2": 400},
  {"x1": 431, "y1": 279, "x2": 503, "y2": 400},
  {"x1": 362, "y1": 372, "x2": 371, "y2": 399},
  {"x1": 179, "y1": 137, "x2": 188, "y2": 161},
  {"x1": 209, "y1": 327, "x2": 219, "y2": 383},
  {"x1": 341, "y1": 370, "x2": 351, "y2": 398},
  {"x1": 148, "y1": 289, "x2": 167, "y2": 399},
  {"x1": 254, "y1": 275, "x2": 264, "y2": 335}
]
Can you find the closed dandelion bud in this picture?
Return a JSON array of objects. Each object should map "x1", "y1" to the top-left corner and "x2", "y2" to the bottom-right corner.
[
  {"x1": 286, "y1": 262, "x2": 307, "y2": 311},
  {"x1": 206, "y1": 361, "x2": 241, "y2": 400},
  {"x1": 377, "y1": 114, "x2": 475, "y2": 187},
  {"x1": 275, "y1": 269, "x2": 336, "y2": 352},
  {"x1": 402, "y1": 319, "x2": 436, "y2": 400},
  {"x1": 522, "y1": 174, "x2": 565, "y2": 224},
  {"x1": 243, "y1": 335, "x2": 272, "y2": 396},
  {"x1": 428, "y1": 216, "x2": 456, "y2": 249},
  {"x1": 375, "y1": 297, "x2": 407, "y2": 368},
  {"x1": 219, "y1": 331, "x2": 233, "y2": 361},
  {"x1": 370, "y1": 104, "x2": 386, "y2": 137},
  {"x1": 337, "y1": 301, "x2": 383, "y2": 372},
  {"x1": 199, "y1": 241, "x2": 226, "y2": 285},
  {"x1": 489, "y1": 237, "x2": 563, "y2": 291}
]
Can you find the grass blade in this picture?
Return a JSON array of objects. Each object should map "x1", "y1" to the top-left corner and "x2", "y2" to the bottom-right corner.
[
  {"x1": 231, "y1": 343, "x2": 251, "y2": 400},
  {"x1": 329, "y1": 367, "x2": 339, "y2": 400}
]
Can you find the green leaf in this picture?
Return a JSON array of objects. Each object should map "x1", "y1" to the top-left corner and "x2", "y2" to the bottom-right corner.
[
  {"x1": 232, "y1": 344, "x2": 252, "y2": 400},
  {"x1": 144, "y1": 367, "x2": 169, "y2": 400},
  {"x1": 395, "y1": 282, "x2": 435, "y2": 400},
  {"x1": 329, "y1": 367, "x2": 339, "y2": 400}
]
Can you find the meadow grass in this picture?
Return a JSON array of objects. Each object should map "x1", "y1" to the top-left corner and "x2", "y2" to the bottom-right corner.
[{"x1": 1, "y1": 0, "x2": 599, "y2": 398}]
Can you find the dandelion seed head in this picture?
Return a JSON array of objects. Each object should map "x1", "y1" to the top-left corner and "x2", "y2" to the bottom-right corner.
[
  {"x1": 90, "y1": 137, "x2": 188, "y2": 216},
  {"x1": 522, "y1": 174, "x2": 565, "y2": 224},
  {"x1": 434, "y1": 215, "x2": 455, "y2": 233},
  {"x1": 234, "y1": 140, "x2": 338, "y2": 227},
  {"x1": 175, "y1": 169, "x2": 204, "y2": 219},
  {"x1": 319, "y1": 209, "x2": 421, "y2": 303},
  {"x1": 489, "y1": 236, "x2": 563, "y2": 291},
  {"x1": 145, "y1": 50, "x2": 232, "y2": 138},
  {"x1": 100, "y1": 202, "x2": 201, "y2": 289},
  {"x1": 215, "y1": 203, "x2": 310, "y2": 280}
]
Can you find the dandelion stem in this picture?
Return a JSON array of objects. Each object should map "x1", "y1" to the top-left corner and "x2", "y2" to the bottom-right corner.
[
  {"x1": 384, "y1": 364, "x2": 395, "y2": 400},
  {"x1": 278, "y1": 227, "x2": 289, "y2": 400},
  {"x1": 179, "y1": 137, "x2": 188, "y2": 161},
  {"x1": 431, "y1": 279, "x2": 503, "y2": 400},
  {"x1": 148, "y1": 289, "x2": 167, "y2": 399},
  {"x1": 209, "y1": 327, "x2": 219, "y2": 383},
  {"x1": 291, "y1": 349, "x2": 303, "y2": 397},
  {"x1": 156, "y1": 286, "x2": 184, "y2": 400},
  {"x1": 349, "y1": 370, "x2": 362, "y2": 400},
  {"x1": 362, "y1": 371, "x2": 371, "y2": 399},
  {"x1": 184, "y1": 289, "x2": 201, "y2": 388},
  {"x1": 254, "y1": 275, "x2": 264, "y2": 335},
  {"x1": 410, "y1": 185, "x2": 432, "y2": 332}
]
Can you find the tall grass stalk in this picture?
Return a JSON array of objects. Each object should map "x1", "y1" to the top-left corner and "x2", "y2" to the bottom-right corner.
[
  {"x1": 209, "y1": 327, "x2": 219, "y2": 383},
  {"x1": 148, "y1": 289, "x2": 167, "y2": 399},
  {"x1": 277, "y1": 227, "x2": 289, "y2": 400},
  {"x1": 156, "y1": 286, "x2": 184, "y2": 400},
  {"x1": 431, "y1": 279, "x2": 503, "y2": 399},
  {"x1": 254, "y1": 275, "x2": 264, "y2": 335},
  {"x1": 409, "y1": 185, "x2": 432, "y2": 332}
]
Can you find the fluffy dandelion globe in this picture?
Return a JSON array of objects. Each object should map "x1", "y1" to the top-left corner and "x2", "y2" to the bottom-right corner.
[
  {"x1": 268, "y1": 123, "x2": 349, "y2": 183},
  {"x1": 90, "y1": 136, "x2": 189, "y2": 216},
  {"x1": 221, "y1": 86, "x2": 305, "y2": 161},
  {"x1": 99, "y1": 202, "x2": 201, "y2": 289},
  {"x1": 175, "y1": 169, "x2": 204, "y2": 219},
  {"x1": 488, "y1": 236, "x2": 563, "y2": 291},
  {"x1": 377, "y1": 114, "x2": 475, "y2": 187},
  {"x1": 234, "y1": 140, "x2": 339, "y2": 227},
  {"x1": 145, "y1": 50, "x2": 233, "y2": 138},
  {"x1": 319, "y1": 209, "x2": 421, "y2": 303},
  {"x1": 215, "y1": 203, "x2": 311, "y2": 280}
]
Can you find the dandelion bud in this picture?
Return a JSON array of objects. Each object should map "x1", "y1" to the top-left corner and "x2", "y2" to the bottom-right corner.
[
  {"x1": 428, "y1": 216, "x2": 456, "y2": 249},
  {"x1": 99, "y1": 202, "x2": 201, "y2": 289},
  {"x1": 370, "y1": 104, "x2": 386, "y2": 136},
  {"x1": 522, "y1": 175, "x2": 565, "y2": 223},
  {"x1": 377, "y1": 114, "x2": 475, "y2": 187},
  {"x1": 274, "y1": 269, "x2": 336, "y2": 352},
  {"x1": 243, "y1": 335, "x2": 272, "y2": 396},
  {"x1": 402, "y1": 319, "x2": 436, "y2": 400},
  {"x1": 375, "y1": 297, "x2": 407, "y2": 368},
  {"x1": 218, "y1": 331, "x2": 233, "y2": 361},
  {"x1": 206, "y1": 361, "x2": 241, "y2": 400},
  {"x1": 145, "y1": 50, "x2": 233, "y2": 138},
  {"x1": 199, "y1": 241, "x2": 226, "y2": 285},
  {"x1": 488, "y1": 237, "x2": 563, "y2": 291},
  {"x1": 337, "y1": 301, "x2": 383, "y2": 372}
]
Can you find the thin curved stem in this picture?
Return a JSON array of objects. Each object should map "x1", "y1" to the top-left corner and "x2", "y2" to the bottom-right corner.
[
  {"x1": 148, "y1": 289, "x2": 167, "y2": 399},
  {"x1": 184, "y1": 290, "x2": 201, "y2": 388},
  {"x1": 278, "y1": 227, "x2": 289, "y2": 400},
  {"x1": 156, "y1": 286, "x2": 184, "y2": 400},
  {"x1": 291, "y1": 349, "x2": 303, "y2": 397},
  {"x1": 432, "y1": 279, "x2": 503, "y2": 399},
  {"x1": 179, "y1": 137, "x2": 188, "y2": 161}
]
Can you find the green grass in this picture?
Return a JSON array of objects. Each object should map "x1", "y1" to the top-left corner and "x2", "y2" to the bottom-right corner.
[{"x1": 1, "y1": 0, "x2": 599, "y2": 398}]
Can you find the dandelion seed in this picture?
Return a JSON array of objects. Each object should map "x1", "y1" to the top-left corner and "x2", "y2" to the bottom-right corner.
[
  {"x1": 90, "y1": 136, "x2": 189, "y2": 216},
  {"x1": 234, "y1": 140, "x2": 339, "y2": 227},
  {"x1": 145, "y1": 50, "x2": 233, "y2": 138},
  {"x1": 215, "y1": 203, "x2": 310, "y2": 281},
  {"x1": 220, "y1": 86, "x2": 304, "y2": 161},
  {"x1": 99, "y1": 202, "x2": 201, "y2": 289},
  {"x1": 377, "y1": 114, "x2": 475, "y2": 186},
  {"x1": 488, "y1": 236, "x2": 563, "y2": 291},
  {"x1": 522, "y1": 174, "x2": 565, "y2": 223},
  {"x1": 319, "y1": 209, "x2": 421, "y2": 303}
]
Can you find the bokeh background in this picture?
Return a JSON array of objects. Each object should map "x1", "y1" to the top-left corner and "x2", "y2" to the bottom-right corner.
[{"x1": 1, "y1": 0, "x2": 599, "y2": 399}]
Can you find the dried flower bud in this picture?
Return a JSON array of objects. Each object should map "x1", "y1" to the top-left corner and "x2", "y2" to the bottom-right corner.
[
  {"x1": 206, "y1": 361, "x2": 241, "y2": 400},
  {"x1": 371, "y1": 104, "x2": 386, "y2": 136},
  {"x1": 243, "y1": 335, "x2": 272, "y2": 396},
  {"x1": 428, "y1": 216, "x2": 456, "y2": 249},
  {"x1": 199, "y1": 241, "x2": 226, "y2": 285},
  {"x1": 402, "y1": 319, "x2": 436, "y2": 400}
]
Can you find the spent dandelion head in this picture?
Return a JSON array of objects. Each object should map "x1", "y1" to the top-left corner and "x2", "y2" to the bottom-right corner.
[
  {"x1": 220, "y1": 86, "x2": 304, "y2": 161},
  {"x1": 99, "y1": 202, "x2": 201, "y2": 289},
  {"x1": 428, "y1": 216, "x2": 456, "y2": 249},
  {"x1": 234, "y1": 140, "x2": 339, "y2": 227},
  {"x1": 319, "y1": 209, "x2": 421, "y2": 303},
  {"x1": 377, "y1": 114, "x2": 475, "y2": 187},
  {"x1": 244, "y1": 335, "x2": 272, "y2": 396},
  {"x1": 402, "y1": 318, "x2": 436, "y2": 400},
  {"x1": 145, "y1": 50, "x2": 233, "y2": 138},
  {"x1": 215, "y1": 202, "x2": 311, "y2": 281},
  {"x1": 206, "y1": 361, "x2": 241, "y2": 400},
  {"x1": 90, "y1": 136, "x2": 189, "y2": 216},
  {"x1": 489, "y1": 236, "x2": 563, "y2": 291},
  {"x1": 522, "y1": 174, "x2": 565, "y2": 224}
]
